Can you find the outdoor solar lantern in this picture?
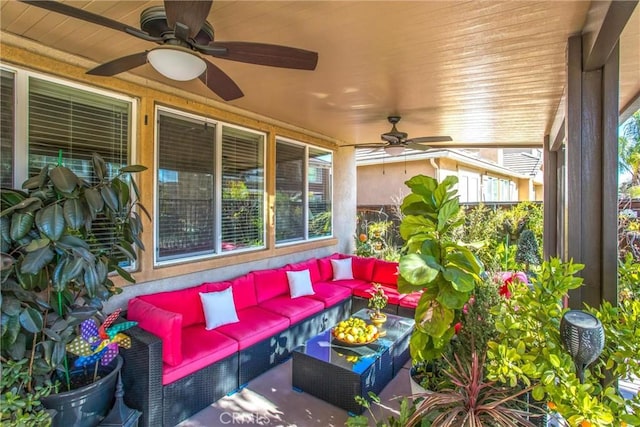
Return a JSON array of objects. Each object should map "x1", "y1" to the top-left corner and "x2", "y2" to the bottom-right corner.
[{"x1": 560, "y1": 310, "x2": 605, "y2": 383}]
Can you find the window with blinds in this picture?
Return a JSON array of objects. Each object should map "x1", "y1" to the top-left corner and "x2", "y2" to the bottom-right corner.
[
  {"x1": 28, "y1": 78, "x2": 130, "y2": 181},
  {"x1": 221, "y1": 126, "x2": 265, "y2": 252},
  {"x1": 1, "y1": 70, "x2": 15, "y2": 188},
  {"x1": 308, "y1": 147, "x2": 332, "y2": 238},
  {"x1": 27, "y1": 76, "x2": 132, "y2": 264},
  {"x1": 275, "y1": 139, "x2": 333, "y2": 244},
  {"x1": 157, "y1": 111, "x2": 216, "y2": 261},
  {"x1": 276, "y1": 141, "x2": 305, "y2": 243}
]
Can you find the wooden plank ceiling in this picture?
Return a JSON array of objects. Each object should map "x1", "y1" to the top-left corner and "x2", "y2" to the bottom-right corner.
[{"x1": 1, "y1": 1, "x2": 638, "y2": 148}]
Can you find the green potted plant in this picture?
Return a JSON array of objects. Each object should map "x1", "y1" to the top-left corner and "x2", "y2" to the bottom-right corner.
[
  {"x1": 487, "y1": 257, "x2": 640, "y2": 426},
  {"x1": 396, "y1": 175, "x2": 483, "y2": 363},
  {"x1": 368, "y1": 282, "x2": 389, "y2": 328},
  {"x1": 0, "y1": 153, "x2": 147, "y2": 427}
]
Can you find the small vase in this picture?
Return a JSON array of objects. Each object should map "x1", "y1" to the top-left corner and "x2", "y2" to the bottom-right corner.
[{"x1": 370, "y1": 311, "x2": 387, "y2": 329}]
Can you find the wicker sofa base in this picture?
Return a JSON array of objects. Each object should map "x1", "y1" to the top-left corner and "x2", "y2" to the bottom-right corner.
[
  {"x1": 163, "y1": 353, "x2": 239, "y2": 427},
  {"x1": 122, "y1": 297, "x2": 353, "y2": 426},
  {"x1": 239, "y1": 298, "x2": 352, "y2": 385}
]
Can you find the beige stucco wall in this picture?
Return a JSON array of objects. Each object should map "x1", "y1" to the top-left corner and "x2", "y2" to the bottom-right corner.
[
  {"x1": 517, "y1": 178, "x2": 532, "y2": 201},
  {"x1": 357, "y1": 159, "x2": 435, "y2": 206}
]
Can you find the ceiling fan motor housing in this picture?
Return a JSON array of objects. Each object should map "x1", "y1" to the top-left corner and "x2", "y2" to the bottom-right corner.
[{"x1": 140, "y1": 6, "x2": 215, "y2": 45}]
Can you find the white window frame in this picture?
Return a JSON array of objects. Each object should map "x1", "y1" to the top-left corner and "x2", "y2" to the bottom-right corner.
[
  {"x1": 1, "y1": 64, "x2": 138, "y2": 187},
  {"x1": 275, "y1": 136, "x2": 333, "y2": 247},
  {"x1": 154, "y1": 105, "x2": 267, "y2": 266},
  {"x1": 0, "y1": 63, "x2": 139, "y2": 270}
]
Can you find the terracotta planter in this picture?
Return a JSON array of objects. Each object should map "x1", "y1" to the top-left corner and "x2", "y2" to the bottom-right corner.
[{"x1": 41, "y1": 356, "x2": 122, "y2": 427}]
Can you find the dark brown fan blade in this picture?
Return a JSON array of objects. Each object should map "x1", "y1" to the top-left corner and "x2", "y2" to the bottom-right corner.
[
  {"x1": 19, "y1": 0, "x2": 159, "y2": 42},
  {"x1": 198, "y1": 58, "x2": 244, "y2": 101},
  {"x1": 407, "y1": 136, "x2": 453, "y2": 143},
  {"x1": 405, "y1": 142, "x2": 433, "y2": 151},
  {"x1": 342, "y1": 143, "x2": 388, "y2": 148},
  {"x1": 164, "y1": 0, "x2": 212, "y2": 39},
  {"x1": 87, "y1": 52, "x2": 148, "y2": 76},
  {"x1": 203, "y1": 42, "x2": 318, "y2": 70}
]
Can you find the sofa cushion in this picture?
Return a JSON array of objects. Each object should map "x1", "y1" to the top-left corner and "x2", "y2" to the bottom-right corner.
[
  {"x1": 286, "y1": 270, "x2": 315, "y2": 298},
  {"x1": 225, "y1": 274, "x2": 257, "y2": 310},
  {"x1": 215, "y1": 307, "x2": 290, "y2": 350},
  {"x1": 399, "y1": 291, "x2": 423, "y2": 308},
  {"x1": 127, "y1": 298, "x2": 183, "y2": 366},
  {"x1": 353, "y1": 282, "x2": 404, "y2": 305},
  {"x1": 372, "y1": 259, "x2": 399, "y2": 286},
  {"x1": 317, "y1": 253, "x2": 343, "y2": 281},
  {"x1": 330, "y1": 278, "x2": 370, "y2": 290},
  {"x1": 200, "y1": 287, "x2": 239, "y2": 330},
  {"x1": 253, "y1": 268, "x2": 290, "y2": 303},
  {"x1": 138, "y1": 284, "x2": 208, "y2": 328},
  {"x1": 350, "y1": 256, "x2": 377, "y2": 281},
  {"x1": 331, "y1": 258, "x2": 354, "y2": 280},
  {"x1": 287, "y1": 258, "x2": 321, "y2": 283},
  {"x1": 162, "y1": 326, "x2": 238, "y2": 385},
  {"x1": 308, "y1": 282, "x2": 352, "y2": 307},
  {"x1": 259, "y1": 295, "x2": 325, "y2": 324}
]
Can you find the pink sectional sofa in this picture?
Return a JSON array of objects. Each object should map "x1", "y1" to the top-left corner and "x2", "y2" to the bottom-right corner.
[{"x1": 121, "y1": 253, "x2": 420, "y2": 427}]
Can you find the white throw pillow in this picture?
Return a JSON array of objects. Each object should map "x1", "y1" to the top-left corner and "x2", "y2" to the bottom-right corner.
[
  {"x1": 331, "y1": 258, "x2": 354, "y2": 280},
  {"x1": 199, "y1": 287, "x2": 239, "y2": 330},
  {"x1": 287, "y1": 269, "x2": 315, "y2": 298}
]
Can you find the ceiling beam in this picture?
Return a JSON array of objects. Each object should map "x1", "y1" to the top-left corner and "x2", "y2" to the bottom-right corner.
[
  {"x1": 582, "y1": 0, "x2": 638, "y2": 71},
  {"x1": 620, "y1": 90, "x2": 640, "y2": 125}
]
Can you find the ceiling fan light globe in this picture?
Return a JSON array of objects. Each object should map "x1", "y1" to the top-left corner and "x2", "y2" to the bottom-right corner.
[
  {"x1": 385, "y1": 146, "x2": 406, "y2": 156},
  {"x1": 148, "y1": 46, "x2": 207, "y2": 81}
]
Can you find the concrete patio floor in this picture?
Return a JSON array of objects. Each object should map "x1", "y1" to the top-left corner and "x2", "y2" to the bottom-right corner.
[
  {"x1": 176, "y1": 360, "x2": 640, "y2": 427},
  {"x1": 176, "y1": 358, "x2": 410, "y2": 427}
]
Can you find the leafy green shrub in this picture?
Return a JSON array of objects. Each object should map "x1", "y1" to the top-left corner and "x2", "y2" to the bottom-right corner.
[
  {"x1": 1, "y1": 359, "x2": 56, "y2": 426},
  {"x1": 455, "y1": 202, "x2": 543, "y2": 272},
  {"x1": 487, "y1": 258, "x2": 640, "y2": 426}
]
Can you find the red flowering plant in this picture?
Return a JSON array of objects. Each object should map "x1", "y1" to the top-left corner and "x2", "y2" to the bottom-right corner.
[{"x1": 496, "y1": 271, "x2": 529, "y2": 298}]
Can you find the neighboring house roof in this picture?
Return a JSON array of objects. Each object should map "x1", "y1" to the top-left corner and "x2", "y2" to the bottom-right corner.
[
  {"x1": 355, "y1": 148, "x2": 542, "y2": 182},
  {"x1": 502, "y1": 151, "x2": 543, "y2": 177}
]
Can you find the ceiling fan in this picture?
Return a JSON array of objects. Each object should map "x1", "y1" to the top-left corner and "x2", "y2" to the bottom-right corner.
[
  {"x1": 348, "y1": 116, "x2": 452, "y2": 155},
  {"x1": 20, "y1": 0, "x2": 319, "y2": 101}
]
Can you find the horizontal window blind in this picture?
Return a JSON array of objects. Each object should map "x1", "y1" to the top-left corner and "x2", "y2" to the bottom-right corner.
[
  {"x1": 275, "y1": 141, "x2": 305, "y2": 243},
  {"x1": 28, "y1": 78, "x2": 129, "y2": 182},
  {"x1": 157, "y1": 111, "x2": 215, "y2": 260},
  {"x1": 221, "y1": 126, "x2": 265, "y2": 252},
  {"x1": 1, "y1": 70, "x2": 14, "y2": 188},
  {"x1": 308, "y1": 148, "x2": 332, "y2": 239},
  {"x1": 27, "y1": 77, "x2": 132, "y2": 263}
]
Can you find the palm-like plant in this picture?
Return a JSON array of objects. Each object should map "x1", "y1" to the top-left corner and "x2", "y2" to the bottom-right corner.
[
  {"x1": 405, "y1": 348, "x2": 540, "y2": 427},
  {"x1": 619, "y1": 111, "x2": 640, "y2": 193}
]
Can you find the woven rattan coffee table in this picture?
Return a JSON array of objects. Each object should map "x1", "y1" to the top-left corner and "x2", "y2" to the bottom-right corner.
[{"x1": 291, "y1": 309, "x2": 415, "y2": 414}]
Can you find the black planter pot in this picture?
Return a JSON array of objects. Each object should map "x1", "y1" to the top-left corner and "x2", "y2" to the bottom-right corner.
[{"x1": 41, "y1": 356, "x2": 123, "y2": 427}]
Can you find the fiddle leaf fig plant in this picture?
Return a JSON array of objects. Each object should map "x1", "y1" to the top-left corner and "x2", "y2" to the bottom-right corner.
[
  {"x1": 397, "y1": 175, "x2": 483, "y2": 362},
  {"x1": 0, "y1": 153, "x2": 147, "y2": 424}
]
